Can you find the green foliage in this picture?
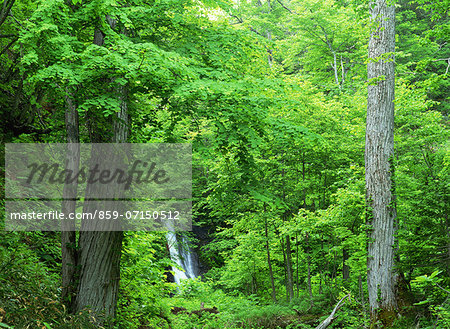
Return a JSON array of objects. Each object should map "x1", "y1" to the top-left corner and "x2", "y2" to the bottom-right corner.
[
  {"x1": 116, "y1": 232, "x2": 174, "y2": 328},
  {"x1": 0, "y1": 232, "x2": 97, "y2": 328},
  {"x1": 406, "y1": 270, "x2": 450, "y2": 328},
  {"x1": 0, "y1": 0, "x2": 448, "y2": 328},
  {"x1": 168, "y1": 280, "x2": 307, "y2": 328}
]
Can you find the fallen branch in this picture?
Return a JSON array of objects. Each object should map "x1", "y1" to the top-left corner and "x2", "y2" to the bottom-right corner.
[{"x1": 315, "y1": 294, "x2": 351, "y2": 329}]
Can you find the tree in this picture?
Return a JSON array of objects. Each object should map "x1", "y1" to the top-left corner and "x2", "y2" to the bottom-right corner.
[{"x1": 365, "y1": 0, "x2": 398, "y2": 325}]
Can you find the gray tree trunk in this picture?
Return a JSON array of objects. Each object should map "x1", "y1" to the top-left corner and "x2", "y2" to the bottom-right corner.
[
  {"x1": 73, "y1": 22, "x2": 129, "y2": 324},
  {"x1": 74, "y1": 120, "x2": 128, "y2": 322},
  {"x1": 75, "y1": 230, "x2": 123, "y2": 320},
  {"x1": 365, "y1": 0, "x2": 398, "y2": 325},
  {"x1": 61, "y1": 89, "x2": 79, "y2": 312}
]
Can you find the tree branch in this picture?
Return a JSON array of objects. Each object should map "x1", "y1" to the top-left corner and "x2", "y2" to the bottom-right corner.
[
  {"x1": 0, "y1": 34, "x2": 17, "y2": 56},
  {"x1": 229, "y1": 13, "x2": 243, "y2": 24},
  {"x1": 436, "y1": 283, "x2": 450, "y2": 295},
  {"x1": 315, "y1": 294, "x2": 350, "y2": 329},
  {"x1": 0, "y1": 0, "x2": 15, "y2": 28},
  {"x1": 249, "y1": 26, "x2": 265, "y2": 37},
  {"x1": 431, "y1": 57, "x2": 450, "y2": 75},
  {"x1": 9, "y1": 9, "x2": 29, "y2": 31},
  {"x1": 276, "y1": 0, "x2": 297, "y2": 14}
]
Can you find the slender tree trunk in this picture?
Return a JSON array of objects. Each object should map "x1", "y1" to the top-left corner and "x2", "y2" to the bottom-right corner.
[
  {"x1": 296, "y1": 233, "x2": 299, "y2": 298},
  {"x1": 280, "y1": 166, "x2": 294, "y2": 302},
  {"x1": 252, "y1": 262, "x2": 258, "y2": 294},
  {"x1": 302, "y1": 151, "x2": 306, "y2": 208},
  {"x1": 342, "y1": 248, "x2": 350, "y2": 282},
  {"x1": 264, "y1": 214, "x2": 277, "y2": 302},
  {"x1": 61, "y1": 88, "x2": 79, "y2": 312},
  {"x1": 318, "y1": 236, "x2": 323, "y2": 295},
  {"x1": 281, "y1": 236, "x2": 289, "y2": 301},
  {"x1": 340, "y1": 55, "x2": 345, "y2": 86},
  {"x1": 366, "y1": 0, "x2": 397, "y2": 325},
  {"x1": 285, "y1": 235, "x2": 294, "y2": 302},
  {"x1": 305, "y1": 233, "x2": 313, "y2": 303},
  {"x1": 332, "y1": 51, "x2": 340, "y2": 88}
]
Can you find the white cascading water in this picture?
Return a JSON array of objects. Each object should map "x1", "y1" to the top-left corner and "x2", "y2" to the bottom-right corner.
[{"x1": 166, "y1": 231, "x2": 197, "y2": 284}]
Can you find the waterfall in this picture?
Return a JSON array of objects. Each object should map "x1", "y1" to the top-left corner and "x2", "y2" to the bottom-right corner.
[{"x1": 166, "y1": 232, "x2": 198, "y2": 284}]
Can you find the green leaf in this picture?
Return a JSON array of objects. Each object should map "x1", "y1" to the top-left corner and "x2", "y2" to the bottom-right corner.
[
  {"x1": 0, "y1": 323, "x2": 13, "y2": 328},
  {"x1": 429, "y1": 270, "x2": 442, "y2": 279}
]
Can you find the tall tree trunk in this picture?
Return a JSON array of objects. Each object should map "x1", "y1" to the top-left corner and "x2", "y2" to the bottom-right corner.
[
  {"x1": 74, "y1": 104, "x2": 127, "y2": 323},
  {"x1": 332, "y1": 51, "x2": 340, "y2": 88},
  {"x1": 280, "y1": 236, "x2": 289, "y2": 301},
  {"x1": 296, "y1": 233, "x2": 299, "y2": 298},
  {"x1": 302, "y1": 151, "x2": 306, "y2": 208},
  {"x1": 61, "y1": 88, "x2": 79, "y2": 312},
  {"x1": 285, "y1": 235, "x2": 294, "y2": 302},
  {"x1": 318, "y1": 235, "x2": 323, "y2": 295},
  {"x1": 74, "y1": 230, "x2": 123, "y2": 320},
  {"x1": 280, "y1": 165, "x2": 294, "y2": 302},
  {"x1": 73, "y1": 22, "x2": 129, "y2": 323},
  {"x1": 264, "y1": 214, "x2": 277, "y2": 302},
  {"x1": 366, "y1": 0, "x2": 397, "y2": 326},
  {"x1": 305, "y1": 233, "x2": 313, "y2": 304}
]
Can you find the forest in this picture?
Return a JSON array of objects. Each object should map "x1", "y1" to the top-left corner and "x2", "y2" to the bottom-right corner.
[{"x1": 0, "y1": 0, "x2": 448, "y2": 328}]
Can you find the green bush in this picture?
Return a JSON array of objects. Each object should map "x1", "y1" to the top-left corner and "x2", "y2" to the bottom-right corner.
[{"x1": 0, "y1": 232, "x2": 96, "y2": 328}]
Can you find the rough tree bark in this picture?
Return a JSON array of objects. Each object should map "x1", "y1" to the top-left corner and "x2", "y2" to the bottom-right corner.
[
  {"x1": 74, "y1": 119, "x2": 128, "y2": 322},
  {"x1": 72, "y1": 20, "x2": 129, "y2": 323},
  {"x1": 61, "y1": 89, "x2": 79, "y2": 312},
  {"x1": 365, "y1": 0, "x2": 398, "y2": 326}
]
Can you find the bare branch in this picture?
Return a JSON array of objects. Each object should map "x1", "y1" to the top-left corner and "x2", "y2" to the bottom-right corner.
[
  {"x1": 276, "y1": 0, "x2": 297, "y2": 14},
  {"x1": 436, "y1": 283, "x2": 450, "y2": 295},
  {"x1": 9, "y1": 9, "x2": 29, "y2": 31},
  {"x1": 315, "y1": 294, "x2": 350, "y2": 329},
  {"x1": 432, "y1": 57, "x2": 450, "y2": 62},
  {"x1": 249, "y1": 26, "x2": 265, "y2": 37},
  {"x1": 229, "y1": 13, "x2": 243, "y2": 24}
]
